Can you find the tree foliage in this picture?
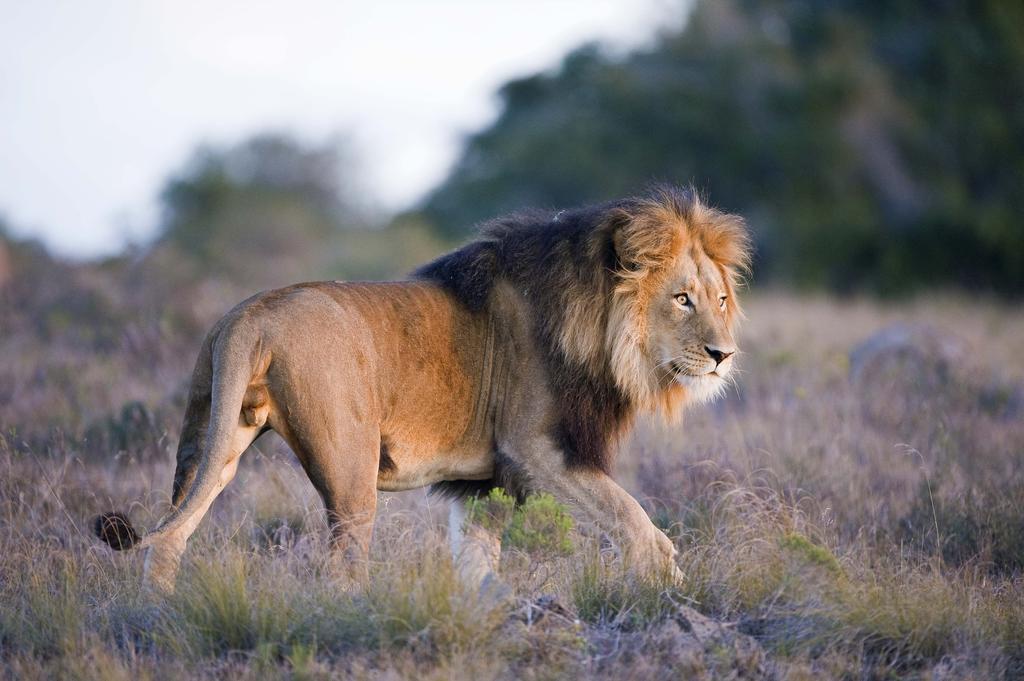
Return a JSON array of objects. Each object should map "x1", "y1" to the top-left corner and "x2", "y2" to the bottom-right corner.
[
  {"x1": 157, "y1": 133, "x2": 353, "y2": 287},
  {"x1": 155, "y1": 133, "x2": 445, "y2": 288},
  {"x1": 417, "y1": 0, "x2": 1024, "y2": 294}
]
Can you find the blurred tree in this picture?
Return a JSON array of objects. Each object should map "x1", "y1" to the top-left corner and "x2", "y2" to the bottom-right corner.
[
  {"x1": 156, "y1": 133, "x2": 356, "y2": 288},
  {"x1": 152, "y1": 133, "x2": 445, "y2": 294},
  {"x1": 414, "y1": 0, "x2": 1024, "y2": 294}
]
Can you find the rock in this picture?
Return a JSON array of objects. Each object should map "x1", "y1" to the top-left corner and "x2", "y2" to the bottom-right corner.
[
  {"x1": 526, "y1": 594, "x2": 771, "y2": 680},
  {"x1": 849, "y1": 323, "x2": 1022, "y2": 425},
  {"x1": 512, "y1": 593, "x2": 579, "y2": 628},
  {"x1": 669, "y1": 605, "x2": 768, "y2": 679},
  {"x1": 849, "y1": 323, "x2": 966, "y2": 387}
]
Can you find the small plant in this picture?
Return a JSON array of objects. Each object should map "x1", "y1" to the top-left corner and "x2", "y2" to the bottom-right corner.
[
  {"x1": 17, "y1": 558, "x2": 85, "y2": 657},
  {"x1": 465, "y1": 488, "x2": 575, "y2": 557},
  {"x1": 832, "y1": 566, "x2": 965, "y2": 664},
  {"x1": 286, "y1": 641, "x2": 322, "y2": 681},
  {"x1": 364, "y1": 545, "x2": 508, "y2": 655},
  {"x1": 900, "y1": 481, "x2": 1024, "y2": 574},
  {"x1": 779, "y1": 532, "x2": 843, "y2": 577},
  {"x1": 505, "y1": 493, "x2": 574, "y2": 556},
  {"x1": 169, "y1": 552, "x2": 297, "y2": 656},
  {"x1": 464, "y1": 487, "x2": 516, "y2": 533}
]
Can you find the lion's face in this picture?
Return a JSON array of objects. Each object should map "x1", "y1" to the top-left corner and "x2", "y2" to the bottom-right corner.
[
  {"x1": 603, "y1": 194, "x2": 748, "y2": 410},
  {"x1": 647, "y1": 248, "x2": 739, "y2": 403}
]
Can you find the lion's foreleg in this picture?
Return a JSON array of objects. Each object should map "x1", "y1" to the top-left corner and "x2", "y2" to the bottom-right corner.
[
  {"x1": 448, "y1": 500, "x2": 502, "y2": 589},
  {"x1": 513, "y1": 441, "x2": 682, "y2": 582}
]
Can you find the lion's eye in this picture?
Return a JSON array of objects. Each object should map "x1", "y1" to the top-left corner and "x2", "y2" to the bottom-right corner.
[
  {"x1": 719, "y1": 295, "x2": 728, "y2": 310},
  {"x1": 674, "y1": 293, "x2": 690, "y2": 308}
]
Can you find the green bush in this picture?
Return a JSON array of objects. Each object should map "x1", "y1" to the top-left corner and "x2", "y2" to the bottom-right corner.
[
  {"x1": 464, "y1": 487, "x2": 516, "y2": 534},
  {"x1": 505, "y1": 493, "x2": 574, "y2": 557},
  {"x1": 465, "y1": 489, "x2": 575, "y2": 557}
]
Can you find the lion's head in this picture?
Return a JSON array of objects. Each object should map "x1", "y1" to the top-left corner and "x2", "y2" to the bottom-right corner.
[
  {"x1": 416, "y1": 186, "x2": 751, "y2": 472},
  {"x1": 602, "y1": 190, "x2": 750, "y2": 411}
]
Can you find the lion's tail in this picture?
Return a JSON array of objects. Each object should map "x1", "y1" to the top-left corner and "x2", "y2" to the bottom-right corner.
[
  {"x1": 93, "y1": 318, "x2": 259, "y2": 552},
  {"x1": 94, "y1": 511, "x2": 141, "y2": 550}
]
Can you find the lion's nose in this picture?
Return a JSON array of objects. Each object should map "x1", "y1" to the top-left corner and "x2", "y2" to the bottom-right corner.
[{"x1": 705, "y1": 346, "x2": 735, "y2": 366}]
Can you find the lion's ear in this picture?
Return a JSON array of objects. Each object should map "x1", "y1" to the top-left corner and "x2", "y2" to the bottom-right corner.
[
  {"x1": 698, "y1": 210, "x2": 752, "y2": 288},
  {"x1": 609, "y1": 206, "x2": 677, "y2": 275}
]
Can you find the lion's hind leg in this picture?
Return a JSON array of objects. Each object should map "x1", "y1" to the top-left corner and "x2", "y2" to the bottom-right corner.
[
  {"x1": 94, "y1": 322, "x2": 266, "y2": 594},
  {"x1": 448, "y1": 499, "x2": 502, "y2": 590},
  {"x1": 140, "y1": 324, "x2": 266, "y2": 594},
  {"x1": 144, "y1": 416, "x2": 261, "y2": 593},
  {"x1": 275, "y1": 411, "x2": 381, "y2": 584}
]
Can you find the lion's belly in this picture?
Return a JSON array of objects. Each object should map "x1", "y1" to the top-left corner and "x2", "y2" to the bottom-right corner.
[{"x1": 375, "y1": 441, "x2": 494, "y2": 492}]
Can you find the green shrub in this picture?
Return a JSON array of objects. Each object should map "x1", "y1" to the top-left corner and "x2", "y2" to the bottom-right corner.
[
  {"x1": 464, "y1": 487, "x2": 516, "y2": 534},
  {"x1": 779, "y1": 532, "x2": 843, "y2": 577},
  {"x1": 465, "y1": 489, "x2": 575, "y2": 557},
  {"x1": 505, "y1": 493, "x2": 574, "y2": 557}
]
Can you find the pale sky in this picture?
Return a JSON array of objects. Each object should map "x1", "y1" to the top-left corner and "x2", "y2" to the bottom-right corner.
[{"x1": 1, "y1": 0, "x2": 688, "y2": 258}]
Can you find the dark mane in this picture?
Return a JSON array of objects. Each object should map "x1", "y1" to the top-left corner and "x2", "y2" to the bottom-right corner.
[{"x1": 414, "y1": 198, "x2": 637, "y2": 477}]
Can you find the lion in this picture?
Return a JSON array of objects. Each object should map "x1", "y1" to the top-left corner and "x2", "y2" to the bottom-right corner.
[{"x1": 94, "y1": 186, "x2": 750, "y2": 593}]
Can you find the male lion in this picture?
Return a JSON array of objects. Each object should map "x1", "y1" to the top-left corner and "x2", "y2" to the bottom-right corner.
[{"x1": 95, "y1": 186, "x2": 750, "y2": 593}]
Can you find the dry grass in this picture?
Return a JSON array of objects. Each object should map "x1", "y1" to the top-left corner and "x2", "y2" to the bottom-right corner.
[{"x1": 2, "y1": 291, "x2": 1023, "y2": 679}]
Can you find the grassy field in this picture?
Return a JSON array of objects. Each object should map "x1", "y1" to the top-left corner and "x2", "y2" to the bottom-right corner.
[{"x1": 1, "y1": 292, "x2": 1023, "y2": 679}]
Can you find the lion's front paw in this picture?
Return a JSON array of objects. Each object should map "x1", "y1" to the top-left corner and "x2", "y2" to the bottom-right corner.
[
  {"x1": 627, "y1": 526, "x2": 682, "y2": 582},
  {"x1": 648, "y1": 525, "x2": 677, "y2": 562},
  {"x1": 651, "y1": 539, "x2": 686, "y2": 587}
]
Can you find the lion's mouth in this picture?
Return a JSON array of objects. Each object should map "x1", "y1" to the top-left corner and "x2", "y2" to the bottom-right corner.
[
  {"x1": 670, "y1": 361, "x2": 721, "y2": 379},
  {"x1": 669, "y1": 361, "x2": 696, "y2": 378}
]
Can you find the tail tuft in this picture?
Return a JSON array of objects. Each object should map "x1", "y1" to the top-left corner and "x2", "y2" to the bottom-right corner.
[{"x1": 94, "y1": 512, "x2": 140, "y2": 550}]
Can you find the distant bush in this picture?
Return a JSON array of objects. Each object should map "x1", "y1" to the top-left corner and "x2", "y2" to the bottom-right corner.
[
  {"x1": 154, "y1": 133, "x2": 363, "y2": 289},
  {"x1": 82, "y1": 401, "x2": 167, "y2": 462}
]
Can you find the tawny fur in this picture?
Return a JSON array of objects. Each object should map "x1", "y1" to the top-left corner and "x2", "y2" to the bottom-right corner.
[{"x1": 94, "y1": 186, "x2": 750, "y2": 592}]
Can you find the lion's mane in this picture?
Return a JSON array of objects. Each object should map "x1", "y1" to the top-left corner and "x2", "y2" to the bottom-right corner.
[{"x1": 415, "y1": 186, "x2": 750, "y2": 479}]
